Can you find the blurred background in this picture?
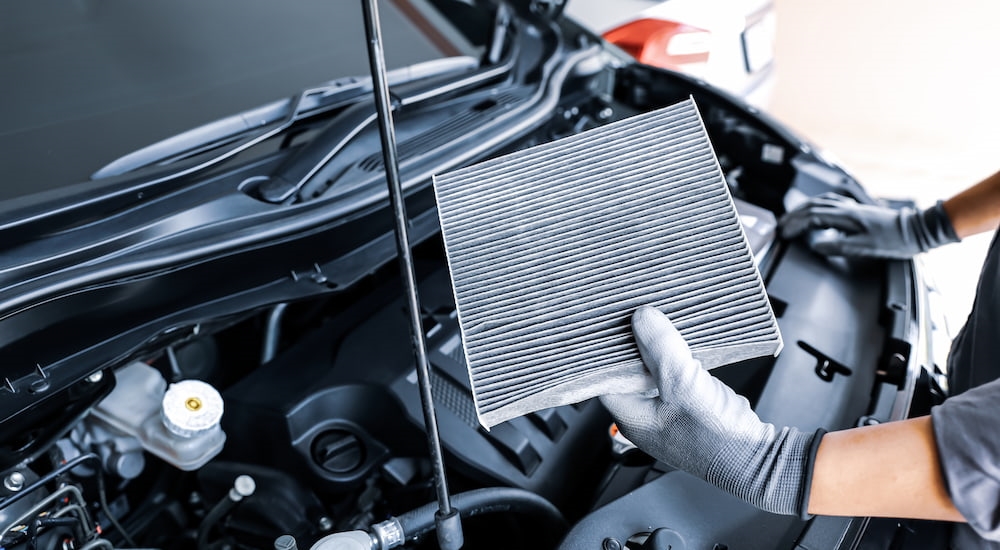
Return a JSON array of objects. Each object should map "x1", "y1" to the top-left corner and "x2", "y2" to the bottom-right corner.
[
  {"x1": 572, "y1": 0, "x2": 1000, "y2": 334},
  {"x1": 769, "y1": 0, "x2": 1000, "y2": 334}
]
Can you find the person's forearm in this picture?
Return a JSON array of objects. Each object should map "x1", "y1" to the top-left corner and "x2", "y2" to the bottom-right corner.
[
  {"x1": 943, "y1": 170, "x2": 1000, "y2": 238},
  {"x1": 807, "y1": 416, "x2": 964, "y2": 522}
]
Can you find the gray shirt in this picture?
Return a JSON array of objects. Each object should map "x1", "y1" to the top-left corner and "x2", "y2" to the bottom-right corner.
[{"x1": 931, "y1": 230, "x2": 1000, "y2": 543}]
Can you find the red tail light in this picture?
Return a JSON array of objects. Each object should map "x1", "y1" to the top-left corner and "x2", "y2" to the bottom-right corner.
[{"x1": 603, "y1": 18, "x2": 711, "y2": 70}]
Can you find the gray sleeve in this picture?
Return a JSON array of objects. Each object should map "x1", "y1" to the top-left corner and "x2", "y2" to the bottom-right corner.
[{"x1": 931, "y1": 377, "x2": 1000, "y2": 541}]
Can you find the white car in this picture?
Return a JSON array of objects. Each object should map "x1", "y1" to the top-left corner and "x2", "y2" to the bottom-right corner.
[{"x1": 566, "y1": 0, "x2": 776, "y2": 106}]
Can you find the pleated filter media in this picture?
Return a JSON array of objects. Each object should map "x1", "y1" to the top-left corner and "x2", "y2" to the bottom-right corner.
[{"x1": 433, "y1": 98, "x2": 781, "y2": 429}]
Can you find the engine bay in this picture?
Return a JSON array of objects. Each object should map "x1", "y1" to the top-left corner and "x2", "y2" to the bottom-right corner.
[{"x1": 0, "y1": 204, "x2": 908, "y2": 549}]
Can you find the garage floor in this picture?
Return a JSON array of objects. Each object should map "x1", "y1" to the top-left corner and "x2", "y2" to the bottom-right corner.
[{"x1": 769, "y1": 0, "x2": 1000, "y2": 336}]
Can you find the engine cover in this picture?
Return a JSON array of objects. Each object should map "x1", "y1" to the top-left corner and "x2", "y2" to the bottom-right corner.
[{"x1": 221, "y1": 265, "x2": 611, "y2": 514}]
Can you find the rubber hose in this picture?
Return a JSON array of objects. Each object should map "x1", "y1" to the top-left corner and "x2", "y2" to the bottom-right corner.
[
  {"x1": 196, "y1": 496, "x2": 239, "y2": 550},
  {"x1": 395, "y1": 487, "x2": 567, "y2": 541}
]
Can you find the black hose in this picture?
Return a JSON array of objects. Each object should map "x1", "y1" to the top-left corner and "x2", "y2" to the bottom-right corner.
[
  {"x1": 196, "y1": 496, "x2": 239, "y2": 550},
  {"x1": 395, "y1": 488, "x2": 567, "y2": 541},
  {"x1": 196, "y1": 475, "x2": 255, "y2": 550},
  {"x1": 97, "y1": 466, "x2": 137, "y2": 547}
]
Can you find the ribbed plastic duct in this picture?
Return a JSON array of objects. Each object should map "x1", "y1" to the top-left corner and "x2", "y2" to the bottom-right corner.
[{"x1": 433, "y1": 98, "x2": 781, "y2": 429}]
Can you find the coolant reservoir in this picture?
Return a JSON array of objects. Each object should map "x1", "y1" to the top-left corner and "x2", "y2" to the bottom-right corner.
[{"x1": 91, "y1": 362, "x2": 226, "y2": 471}]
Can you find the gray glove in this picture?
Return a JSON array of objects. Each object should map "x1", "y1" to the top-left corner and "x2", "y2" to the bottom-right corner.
[
  {"x1": 600, "y1": 306, "x2": 823, "y2": 517},
  {"x1": 780, "y1": 193, "x2": 959, "y2": 259}
]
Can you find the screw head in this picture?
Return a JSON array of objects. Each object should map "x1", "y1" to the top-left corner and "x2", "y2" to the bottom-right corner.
[
  {"x1": 318, "y1": 516, "x2": 333, "y2": 531},
  {"x1": 4, "y1": 471, "x2": 26, "y2": 492},
  {"x1": 602, "y1": 537, "x2": 622, "y2": 550},
  {"x1": 86, "y1": 371, "x2": 104, "y2": 383}
]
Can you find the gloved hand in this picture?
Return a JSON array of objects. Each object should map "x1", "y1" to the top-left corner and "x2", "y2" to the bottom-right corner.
[
  {"x1": 780, "y1": 193, "x2": 959, "y2": 259},
  {"x1": 600, "y1": 306, "x2": 823, "y2": 517}
]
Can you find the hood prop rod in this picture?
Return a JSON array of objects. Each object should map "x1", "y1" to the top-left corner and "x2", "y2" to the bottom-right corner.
[{"x1": 360, "y1": 1, "x2": 463, "y2": 549}]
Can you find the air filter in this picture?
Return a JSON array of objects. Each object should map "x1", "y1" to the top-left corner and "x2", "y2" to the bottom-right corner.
[{"x1": 433, "y1": 98, "x2": 781, "y2": 429}]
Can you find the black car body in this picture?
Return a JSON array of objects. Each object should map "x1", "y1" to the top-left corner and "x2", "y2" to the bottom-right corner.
[{"x1": 0, "y1": 1, "x2": 948, "y2": 548}]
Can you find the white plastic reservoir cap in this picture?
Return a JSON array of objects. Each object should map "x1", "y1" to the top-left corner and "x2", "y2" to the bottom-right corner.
[{"x1": 161, "y1": 380, "x2": 224, "y2": 438}]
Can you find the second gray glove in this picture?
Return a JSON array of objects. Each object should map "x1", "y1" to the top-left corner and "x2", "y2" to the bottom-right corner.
[
  {"x1": 780, "y1": 193, "x2": 959, "y2": 259},
  {"x1": 600, "y1": 306, "x2": 823, "y2": 517}
]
